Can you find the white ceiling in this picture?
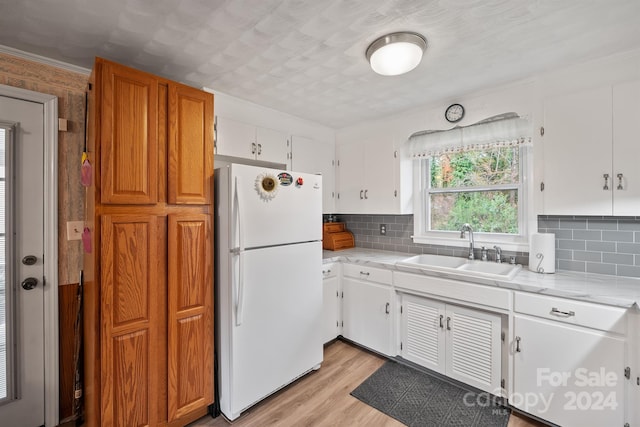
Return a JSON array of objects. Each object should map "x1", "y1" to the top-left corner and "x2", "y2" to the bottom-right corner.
[{"x1": 1, "y1": 0, "x2": 639, "y2": 128}]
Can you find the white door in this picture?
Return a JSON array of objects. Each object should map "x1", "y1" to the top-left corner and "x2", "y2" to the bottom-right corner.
[
  {"x1": 400, "y1": 294, "x2": 446, "y2": 373},
  {"x1": 0, "y1": 96, "x2": 45, "y2": 426},
  {"x1": 291, "y1": 135, "x2": 335, "y2": 213}
]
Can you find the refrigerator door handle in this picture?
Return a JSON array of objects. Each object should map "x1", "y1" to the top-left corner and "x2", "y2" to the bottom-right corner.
[{"x1": 233, "y1": 176, "x2": 245, "y2": 326}]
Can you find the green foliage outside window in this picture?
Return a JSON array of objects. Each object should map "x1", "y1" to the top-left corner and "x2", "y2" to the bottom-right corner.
[{"x1": 428, "y1": 147, "x2": 520, "y2": 234}]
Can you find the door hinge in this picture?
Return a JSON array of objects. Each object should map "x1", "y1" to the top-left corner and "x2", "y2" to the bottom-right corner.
[
  {"x1": 624, "y1": 367, "x2": 631, "y2": 379},
  {"x1": 501, "y1": 379, "x2": 505, "y2": 389},
  {"x1": 501, "y1": 331, "x2": 505, "y2": 342},
  {"x1": 540, "y1": 126, "x2": 545, "y2": 136},
  {"x1": 540, "y1": 182, "x2": 545, "y2": 191}
]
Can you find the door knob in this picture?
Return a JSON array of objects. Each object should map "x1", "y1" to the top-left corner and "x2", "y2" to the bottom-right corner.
[
  {"x1": 21, "y1": 277, "x2": 38, "y2": 290},
  {"x1": 22, "y1": 255, "x2": 38, "y2": 265}
]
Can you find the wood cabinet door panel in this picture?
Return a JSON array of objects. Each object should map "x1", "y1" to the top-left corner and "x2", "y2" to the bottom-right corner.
[
  {"x1": 101, "y1": 214, "x2": 160, "y2": 426},
  {"x1": 101, "y1": 62, "x2": 158, "y2": 204},
  {"x1": 168, "y1": 214, "x2": 214, "y2": 420},
  {"x1": 168, "y1": 84, "x2": 213, "y2": 205}
]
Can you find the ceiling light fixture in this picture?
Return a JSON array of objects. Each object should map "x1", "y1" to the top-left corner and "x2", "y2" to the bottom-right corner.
[{"x1": 366, "y1": 32, "x2": 427, "y2": 76}]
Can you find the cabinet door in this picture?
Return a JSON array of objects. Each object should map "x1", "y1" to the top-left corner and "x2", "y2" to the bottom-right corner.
[
  {"x1": 101, "y1": 214, "x2": 161, "y2": 426},
  {"x1": 256, "y1": 126, "x2": 289, "y2": 165},
  {"x1": 215, "y1": 116, "x2": 256, "y2": 159},
  {"x1": 342, "y1": 277, "x2": 393, "y2": 355},
  {"x1": 168, "y1": 84, "x2": 213, "y2": 205},
  {"x1": 612, "y1": 80, "x2": 640, "y2": 215},
  {"x1": 167, "y1": 214, "x2": 214, "y2": 421},
  {"x1": 322, "y1": 272, "x2": 340, "y2": 344},
  {"x1": 400, "y1": 294, "x2": 446, "y2": 374},
  {"x1": 336, "y1": 142, "x2": 364, "y2": 213},
  {"x1": 291, "y1": 135, "x2": 335, "y2": 213},
  {"x1": 100, "y1": 62, "x2": 158, "y2": 204},
  {"x1": 445, "y1": 305, "x2": 501, "y2": 394},
  {"x1": 513, "y1": 316, "x2": 625, "y2": 427},
  {"x1": 363, "y1": 138, "x2": 398, "y2": 214},
  {"x1": 542, "y1": 87, "x2": 612, "y2": 215}
]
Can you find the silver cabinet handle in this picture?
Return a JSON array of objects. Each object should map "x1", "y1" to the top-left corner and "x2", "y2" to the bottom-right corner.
[
  {"x1": 364, "y1": 189, "x2": 368, "y2": 199},
  {"x1": 515, "y1": 336, "x2": 521, "y2": 352},
  {"x1": 617, "y1": 173, "x2": 623, "y2": 190},
  {"x1": 257, "y1": 143, "x2": 262, "y2": 155},
  {"x1": 359, "y1": 271, "x2": 370, "y2": 276},
  {"x1": 251, "y1": 142, "x2": 257, "y2": 154},
  {"x1": 603, "y1": 173, "x2": 609, "y2": 190},
  {"x1": 551, "y1": 307, "x2": 575, "y2": 317},
  {"x1": 446, "y1": 316, "x2": 451, "y2": 330},
  {"x1": 360, "y1": 190, "x2": 364, "y2": 200},
  {"x1": 439, "y1": 314, "x2": 444, "y2": 329},
  {"x1": 385, "y1": 302, "x2": 390, "y2": 314}
]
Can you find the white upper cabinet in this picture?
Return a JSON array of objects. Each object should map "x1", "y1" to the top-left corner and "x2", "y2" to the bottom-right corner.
[
  {"x1": 291, "y1": 135, "x2": 335, "y2": 213},
  {"x1": 215, "y1": 116, "x2": 290, "y2": 165},
  {"x1": 541, "y1": 86, "x2": 612, "y2": 215},
  {"x1": 541, "y1": 80, "x2": 640, "y2": 215},
  {"x1": 612, "y1": 80, "x2": 640, "y2": 215},
  {"x1": 336, "y1": 135, "x2": 409, "y2": 214}
]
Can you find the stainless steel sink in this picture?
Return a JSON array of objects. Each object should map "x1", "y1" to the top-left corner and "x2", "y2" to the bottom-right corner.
[{"x1": 397, "y1": 254, "x2": 521, "y2": 280}]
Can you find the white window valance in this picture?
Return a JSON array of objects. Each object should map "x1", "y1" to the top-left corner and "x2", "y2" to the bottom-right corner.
[{"x1": 406, "y1": 112, "x2": 532, "y2": 158}]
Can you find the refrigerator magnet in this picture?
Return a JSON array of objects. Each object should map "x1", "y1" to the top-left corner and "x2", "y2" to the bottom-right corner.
[{"x1": 255, "y1": 173, "x2": 279, "y2": 201}]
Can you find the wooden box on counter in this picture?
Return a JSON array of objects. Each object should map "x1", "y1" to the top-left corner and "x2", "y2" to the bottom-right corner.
[{"x1": 323, "y1": 222, "x2": 355, "y2": 250}]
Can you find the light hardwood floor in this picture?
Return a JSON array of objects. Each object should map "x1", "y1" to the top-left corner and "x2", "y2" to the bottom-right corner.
[{"x1": 191, "y1": 340, "x2": 547, "y2": 427}]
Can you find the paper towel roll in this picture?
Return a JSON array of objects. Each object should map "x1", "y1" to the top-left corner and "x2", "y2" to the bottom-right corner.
[{"x1": 528, "y1": 233, "x2": 556, "y2": 273}]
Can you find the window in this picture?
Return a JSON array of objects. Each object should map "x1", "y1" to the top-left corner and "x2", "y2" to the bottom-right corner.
[
  {"x1": 429, "y1": 146, "x2": 520, "y2": 233},
  {"x1": 408, "y1": 114, "x2": 532, "y2": 251}
]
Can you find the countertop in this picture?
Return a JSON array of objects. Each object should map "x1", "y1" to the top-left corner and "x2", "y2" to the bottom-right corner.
[{"x1": 323, "y1": 248, "x2": 640, "y2": 308}]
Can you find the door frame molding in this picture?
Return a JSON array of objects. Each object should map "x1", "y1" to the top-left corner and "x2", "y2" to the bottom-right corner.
[{"x1": 0, "y1": 84, "x2": 59, "y2": 426}]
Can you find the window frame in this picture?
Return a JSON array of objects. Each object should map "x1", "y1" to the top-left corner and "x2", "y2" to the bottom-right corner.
[{"x1": 412, "y1": 145, "x2": 532, "y2": 252}]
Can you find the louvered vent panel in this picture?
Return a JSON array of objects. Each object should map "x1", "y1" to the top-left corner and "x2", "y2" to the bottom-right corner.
[
  {"x1": 404, "y1": 301, "x2": 439, "y2": 367},
  {"x1": 450, "y1": 312, "x2": 493, "y2": 386}
]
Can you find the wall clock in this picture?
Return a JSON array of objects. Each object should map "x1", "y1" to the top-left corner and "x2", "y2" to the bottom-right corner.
[{"x1": 445, "y1": 103, "x2": 465, "y2": 123}]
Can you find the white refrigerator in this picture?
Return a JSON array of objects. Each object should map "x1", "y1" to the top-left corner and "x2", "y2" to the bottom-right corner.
[{"x1": 215, "y1": 164, "x2": 323, "y2": 421}]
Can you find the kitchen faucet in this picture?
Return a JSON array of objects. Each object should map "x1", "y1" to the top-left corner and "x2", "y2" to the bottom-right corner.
[{"x1": 459, "y1": 223, "x2": 475, "y2": 260}]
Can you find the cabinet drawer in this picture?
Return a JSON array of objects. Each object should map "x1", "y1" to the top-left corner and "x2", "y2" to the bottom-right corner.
[
  {"x1": 342, "y1": 263, "x2": 392, "y2": 285},
  {"x1": 514, "y1": 292, "x2": 627, "y2": 334},
  {"x1": 322, "y1": 263, "x2": 338, "y2": 279}
]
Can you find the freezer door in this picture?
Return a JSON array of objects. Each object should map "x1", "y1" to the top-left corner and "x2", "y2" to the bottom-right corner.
[
  {"x1": 228, "y1": 241, "x2": 322, "y2": 418},
  {"x1": 230, "y1": 164, "x2": 322, "y2": 247}
]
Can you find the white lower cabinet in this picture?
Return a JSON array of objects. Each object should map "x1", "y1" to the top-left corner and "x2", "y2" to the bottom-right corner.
[
  {"x1": 512, "y1": 293, "x2": 627, "y2": 427},
  {"x1": 322, "y1": 263, "x2": 340, "y2": 344},
  {"x1": 341, "y1": 264, "x2": 394, "y2": 356},
  {"x1": 400, "y1": 293, "x2": 502, "y2": 395}
]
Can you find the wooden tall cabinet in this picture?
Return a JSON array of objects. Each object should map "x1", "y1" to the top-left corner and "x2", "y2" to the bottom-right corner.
[{"x1": 84, "y1": 57, "x2": 214, "y2": 427}]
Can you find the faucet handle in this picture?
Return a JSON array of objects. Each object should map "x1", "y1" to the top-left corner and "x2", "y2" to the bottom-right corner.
[{"x1": 493, "y1": 245, "x2": 503, "y2": 263}]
